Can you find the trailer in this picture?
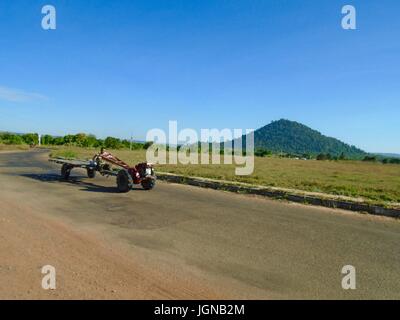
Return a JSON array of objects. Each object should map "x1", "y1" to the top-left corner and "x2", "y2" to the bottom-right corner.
[{"x1": 49, "y1": 149, "x2": 156, "y2": 192}]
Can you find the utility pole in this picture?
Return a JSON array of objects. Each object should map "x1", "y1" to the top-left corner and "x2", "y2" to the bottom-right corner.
[{"x1": 130, "y1": 134, "x2": 133, "y2": 151}]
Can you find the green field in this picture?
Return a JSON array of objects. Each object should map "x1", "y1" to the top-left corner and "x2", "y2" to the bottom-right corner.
[{"x1": 48, "y1": 146, "x2": 400, "y2": 206}]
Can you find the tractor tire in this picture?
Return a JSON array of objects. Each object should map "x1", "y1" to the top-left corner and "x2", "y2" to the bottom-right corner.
[
  {"x1": 141, "y1": 177, "x2": 156, "y2": 190},
  {"x1": 87, "y1": 168, "x2": 96, "y2": 178},
  {"x1": 61, "y1": 164, "x2": 71, "y2": 180},
  {"x1": 117, "y1": 170, "x2": 133, "y2": 193}
]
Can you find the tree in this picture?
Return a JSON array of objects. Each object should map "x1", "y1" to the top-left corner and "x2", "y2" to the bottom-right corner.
[
  {"x1": 22, "y1": 133, "x2": 39, "y2": 145},
  {"x1": 104, "y1": 136, "x2": 122, "y2": 149},
  {"x1": 85, "y1": 134, "x2": 98, "y2": 147},
  {"x1": 74, "y1": 133, "x2": 88, "y2": 147},
  {"x1": 143, "y1": 141, "x2": 154, "y2": 150},
  {"x1": 41, "y1": 134, "x2": 54, "y2": 145},
  {"x1": 63, "y1": 135, "x2": 75, "y2": 145},
  {"x1": 53, "y1": 137, "x2": 64, "y2": 145},
  {"x1": 93, "y1": 139, "x2": 104, "y2": 148}
]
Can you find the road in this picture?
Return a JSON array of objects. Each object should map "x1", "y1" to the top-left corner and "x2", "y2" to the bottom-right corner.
[{"x1": 0, "y1": 149, "x2": 399, "y2": 299}]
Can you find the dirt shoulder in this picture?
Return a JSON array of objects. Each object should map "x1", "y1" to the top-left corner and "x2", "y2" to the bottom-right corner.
[{"x1": 0, "y1": 189, "x2": 224, "y2": 299}]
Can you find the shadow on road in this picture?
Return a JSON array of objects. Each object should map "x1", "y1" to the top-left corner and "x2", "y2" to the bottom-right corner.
[{"x1": 19, "y1": 173, "x2": 143, "y2": 193}]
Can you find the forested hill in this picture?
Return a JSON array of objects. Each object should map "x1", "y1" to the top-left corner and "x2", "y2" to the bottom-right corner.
[{"x1": 243, "y1": 119, "x2": 366, "y2": 158}]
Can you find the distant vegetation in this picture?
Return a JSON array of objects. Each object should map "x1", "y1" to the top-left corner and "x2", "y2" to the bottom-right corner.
[
  {"x1": 42, "y1": 133, "x2": 150, "y2": 150},
  {"x1": 362, "y1": 155, "x2": 400, "y2": 164},
  {"x1": 0, "y1": 132, "x2": 39, "y2": 146},
  {"x1": 0, "y1": 132, "x2": 150, "y2": 150}
]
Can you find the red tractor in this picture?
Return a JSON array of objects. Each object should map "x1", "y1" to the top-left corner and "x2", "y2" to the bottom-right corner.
[{"x1": 50, "y1": 148, "x2": 156, "y2": 192}]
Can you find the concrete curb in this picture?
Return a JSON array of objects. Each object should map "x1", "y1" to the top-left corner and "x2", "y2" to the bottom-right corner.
[{"x1": 156, "y1": 172, "x2": 400, "y2": 219}]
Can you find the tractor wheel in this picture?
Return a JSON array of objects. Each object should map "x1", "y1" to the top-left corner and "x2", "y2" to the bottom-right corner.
[
  {"x1": 87, "y1": 168, "x2": 96, "y2": 178},
  {"x1": 117, "y1": 170, "x2": 133, "y2": 193},
  {"x1": 141, "y1": 177, "x2": 156, "y2": 190},
  {"x1": 61, "y1": 164, "x2": 71, "y2": 180}
]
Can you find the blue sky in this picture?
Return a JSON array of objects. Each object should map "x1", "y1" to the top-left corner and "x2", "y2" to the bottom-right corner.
[{"x1": 0, "y1": 0, "x2": 399, "y2": 152}]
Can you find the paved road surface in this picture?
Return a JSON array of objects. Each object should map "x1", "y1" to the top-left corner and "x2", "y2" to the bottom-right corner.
[{"x1": 0, "y1": 150, "x2": 399, "y2": 299}]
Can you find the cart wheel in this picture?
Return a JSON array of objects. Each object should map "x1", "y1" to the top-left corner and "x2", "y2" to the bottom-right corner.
[
  {"x1": 87, "y1": 168, "x2": 96, "y2": 178},
  {"x1": 117, "y1": 170, "x2": 133, "y2": 193},
  {"x1": 141, "y1": 177, "x2": 156, "y2": 190},
  {"x1": 61, "y1": 164, "x2": 71, "y2": 180}
]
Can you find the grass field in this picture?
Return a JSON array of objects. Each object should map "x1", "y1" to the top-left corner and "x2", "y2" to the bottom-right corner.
[{"x1": 47, "y1": 146, "x2": 400, "y2": 206}]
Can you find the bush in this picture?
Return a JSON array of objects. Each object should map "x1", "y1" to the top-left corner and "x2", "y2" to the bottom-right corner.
[
  {"x1": 104, "y1": 136, "x2": 122, "y2": 149},
  {"x1": 74, "y1": 133, "x2": 87, "y2": 147},
  {"x1": 363, "y1": 156, "x2": 377, "y2": 162},
  {"x1": 316, "y1": 153, "x2": 332, "y2": 160},
  {"x1": 382, "y1": 158, "x2": 400, "y2": 164},
  {"x1": 255, "y1": 148, "x2": 271, "y2": 157},
  {"x1": 22, "y1": 133, "x2": 39, "y2": 145},
  {"x1": 53, "y1": 137, "x2": 65, "y2": 145},
  {"x1": 63, "y1": 135, "x2": 75, "y2": 145},
  {"x1": 41, "y1": 134, "x2": 54, "y2": 145},
  {"x1": 143, "y1": 141, "x2": 154, "y2": 150}
]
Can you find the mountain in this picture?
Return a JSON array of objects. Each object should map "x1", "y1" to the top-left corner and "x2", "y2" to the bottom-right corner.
[{"x1": 235, "y1": 119, "x2": 366, "y2": 158}]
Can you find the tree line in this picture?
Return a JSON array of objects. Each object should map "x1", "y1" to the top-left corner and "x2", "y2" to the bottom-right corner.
[
  {"x1": 0, "y1": 132, "x2": 39, "y2": 146},
  {"x1": 252, "y1": 147, "x2": 400, "y2": 164},
  {"x1": 0, "y1": 132, "x2": 152, "y2": 150}
]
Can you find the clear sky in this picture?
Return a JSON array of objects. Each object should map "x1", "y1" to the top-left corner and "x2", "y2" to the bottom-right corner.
[{"x1": 0, "y1": 0, "x2": 399, "y2": 153}]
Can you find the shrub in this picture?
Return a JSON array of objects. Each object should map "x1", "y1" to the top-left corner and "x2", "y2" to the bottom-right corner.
[
  {"x1": 104, "y1": 136, "x2": 122, "y2": 149},
  {"x1": 143, "y1": 141, "x2": 154, "y2": 150},
  {"x1": 22, "y1": 133, "x2": 39, "y2": 145},
  {"x1": 317, "y1": 153, "x2": 332, "y2": 160},
  {"x1": 255, "y1": 149, "x2": 271, "y2": 157},
  {"x1": 363, "y1": 156, "x2": 377, "y2": 162}
]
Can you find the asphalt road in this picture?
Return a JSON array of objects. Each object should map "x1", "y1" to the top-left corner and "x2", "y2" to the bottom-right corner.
[{"x1": 0, "y1": 149, "x2": 399, "y2": 299}]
